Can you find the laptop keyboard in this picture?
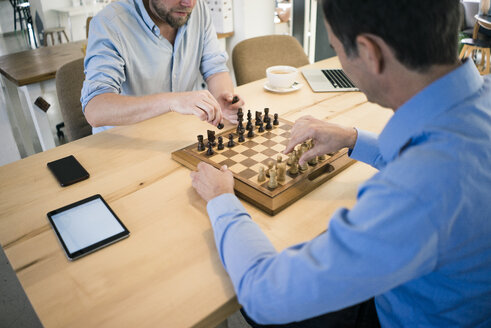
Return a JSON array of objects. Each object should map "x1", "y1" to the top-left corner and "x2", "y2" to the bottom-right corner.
[{"x1": 321, "y1": 69, "x2": 356, "y2": 88}]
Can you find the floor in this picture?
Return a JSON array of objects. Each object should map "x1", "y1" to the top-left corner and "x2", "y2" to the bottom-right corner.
[{"x1": 0, "y1": 32, "x2": 251, "y2": 328}]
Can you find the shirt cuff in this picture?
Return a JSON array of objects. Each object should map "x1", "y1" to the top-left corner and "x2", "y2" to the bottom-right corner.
[
  {"x1": 206, "y1": 193, "x2": 248, "y2": 226},
  {"x1": 349, "y1": 129, "x2": 380, "y2": 164}
]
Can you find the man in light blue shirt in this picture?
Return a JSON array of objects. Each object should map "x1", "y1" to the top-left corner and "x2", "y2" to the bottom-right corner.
[
  {"x1": 81, "y1": 0, "x2": 243, "y2": 134},
  {"x1": 190, "y1": 0, "x2": 491, "y2": 327}
]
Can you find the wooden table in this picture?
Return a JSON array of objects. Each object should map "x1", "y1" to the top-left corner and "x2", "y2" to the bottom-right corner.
[
  {"x1": 0, "y1": 40, "x2": 86, "y2": 157},
  {"x1": 0, "y1": 57, "x2": 393, "y2": 328},
  {"x1": 475, "y1": 14, "x2": 491, "y2": 30}
]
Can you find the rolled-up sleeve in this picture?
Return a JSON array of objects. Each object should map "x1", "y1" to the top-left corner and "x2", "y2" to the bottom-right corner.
[
  {"x1": 200, "y1": 3, "x2": 229, "y2": 80},
  {"x1": 81, "y1": 15, "x2": 126, "y2": 111}
]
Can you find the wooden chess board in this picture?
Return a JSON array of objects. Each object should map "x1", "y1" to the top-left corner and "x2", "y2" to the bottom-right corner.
[{"x1": 172, "y1": 118, "x2": 355, "y2": 215}]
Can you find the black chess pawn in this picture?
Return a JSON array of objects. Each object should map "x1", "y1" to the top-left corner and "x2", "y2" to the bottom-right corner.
[
  {"x1": 206, "y1": 141, "x2": 214, "y2": 156},
  {"x1": 273, "y1": 113, "x2": 279, "y2": 125},
  {"x1": 258, "y1": 122, "x2": 265, "y2": 132},
  {"x1": 217, "y1": 136, "x2": 224, "y2": 150},
  {"x1": 227, "y1": 133, "x2": 235, "y2": 147},
  {"x1": 265, "y1": 120, "x2": 273, "y2": 130},
  {"x1": 238, "y1": 130, "x2": 245, "y2": 142},
  {"x1": 217, "y1": 123, "x2": 224, "y2": 129},
  {"x1": 197, "y1": 135, "x2": 205, "y2": 151},
  {"x1": 247, "y1": 125, "x2": 255, "y2": 138},
  {"x1": 232, "y1": 96, "x2": 240, "y2": 104}
]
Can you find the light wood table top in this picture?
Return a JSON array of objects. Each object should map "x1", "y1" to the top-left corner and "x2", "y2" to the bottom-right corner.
[
  {"x1": 0, "y1": 57, "x2": 393, "y2": 328},
  {"x1": 0, "y1": 40, "x2": 86, "y2": 86}
]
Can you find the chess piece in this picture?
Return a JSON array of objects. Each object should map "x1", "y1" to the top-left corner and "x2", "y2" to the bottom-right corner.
[
  {"x1": 246, "y1": 117, "x2": 253, "y2": 131},
  {"x1": 273, "y1": 113, "x2": 279, "y2": 125},
  {"x1": 289, "y1": 161, "x2": 299, "y2": 175},
  {"x1": 265, "y1": 120, "x2": 272, "y2": 130},
  {"x1": 206, "y1": 141, "x2": 214, "y2": 156},
  {"x1": 318, "y1": 154, "x2": 327, "y2": 161},
  {"x1": 217, "y1": 136, "x2": 224, "y2": 150},
  {"x1": 257, "y1": 167, "x2": 266, "y2": 182},
  {"x1": 266, "y1": 160, "x2": 274, "y2": 177},
  {"x1": 287, "y1": 152, "x2": 294, "y2": 165},
  {"x1": 217, "y1": 123, "x2": 224, "y2": 129},
  {"x1": 255, "y1": 111, "x2": 262, "y2": 126},
  {"x1": 277, "y1": 155, "x2": 283, "y2": 164},
  {"x1": 232, "y1": 95, "x2": 240, "y2": 104},
  {"x1": 247, "y1": 110, "x2": 252, "y2": 121},
  {"x1": 264, "y1": 107, "x2": 270, "y2": 123},
  {"x1": 268, "y1": 169, "x2": 278, "y2": 189},
  {"x1": 258, "y1": 122, "x2": 265, "y2": 132},
  {"x1": 277, "y1": 162, "x2": 287, "y2": 182},
  {"x1": 227, "y1": 133, "x2": 235, "y2": 147},
  {"x1": 308, "y1": 156, "x2": 318, "y2": 166},
  {"x1": 238, "y1": 130, "x2": 245, "y2": 142},
  {"x1": 247, "y1": 125, "x2": 255, "y2": 138},
  {"x1": 197, "y1": 135, "x2": 205, "y2": 151},
  {"x1": 207, "y1": 130, "x2": 216, "y2": 146}
]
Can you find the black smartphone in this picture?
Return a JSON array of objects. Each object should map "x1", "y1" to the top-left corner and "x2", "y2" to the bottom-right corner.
[{"x1": 47, "y1": 155, "x2": 90, "y2": 187}]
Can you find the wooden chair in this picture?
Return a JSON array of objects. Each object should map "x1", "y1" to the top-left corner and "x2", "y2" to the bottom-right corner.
[
  {"x1": 55, "y1": 58, "x2": 92, "y2": 142},
  {"x1": 459, "y1": 22, "x2": 491, "y2": 75},
  {"x1": 232, "y1": 35, "x2": 309, "y2": 86},
  {"x1": 86, "y1": 16, "x2": 93, "y2": 39}
]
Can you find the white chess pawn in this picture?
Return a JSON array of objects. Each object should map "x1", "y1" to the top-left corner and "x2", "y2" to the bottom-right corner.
[{"x1": 268, "y1": 169, "x2": 278, "y2": 189}]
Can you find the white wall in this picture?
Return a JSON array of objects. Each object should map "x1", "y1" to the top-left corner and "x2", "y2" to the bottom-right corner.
[{"x1": 0, "y1": 1, "x2": 15, "y2": 34}]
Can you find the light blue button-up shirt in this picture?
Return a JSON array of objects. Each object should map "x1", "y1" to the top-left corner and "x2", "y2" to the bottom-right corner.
[
  {"x1": 81, "y1": 0, "x2": 228, "y2": 134},
  {"x1": 206, "y1": 60, "x2": 491, "y2": 327}
]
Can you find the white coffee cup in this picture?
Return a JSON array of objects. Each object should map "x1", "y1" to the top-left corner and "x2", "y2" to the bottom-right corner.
[{"x1": 266, "y1": 65, "x2": 298, "y2": 89}]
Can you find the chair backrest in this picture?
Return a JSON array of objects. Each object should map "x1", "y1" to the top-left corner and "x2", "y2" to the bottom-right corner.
[
  {"x1": 232, "y1": 35, "x2": 310, "y2": 86},
  {"x1": 55, "y1": 58, "x2": 92, "y2": 142},
  {"x1": 86, "y1": 16, "x2": 92, "y2": 39}
]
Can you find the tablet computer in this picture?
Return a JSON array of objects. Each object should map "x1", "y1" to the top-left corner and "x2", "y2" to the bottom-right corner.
[{"x1": 47, "y1": 195, "x2": 130, "y2": 261}]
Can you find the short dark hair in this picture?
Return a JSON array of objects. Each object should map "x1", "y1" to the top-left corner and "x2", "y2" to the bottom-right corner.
[{"x1": 321, "y1": 0, "x2": 461, "y2": 71}]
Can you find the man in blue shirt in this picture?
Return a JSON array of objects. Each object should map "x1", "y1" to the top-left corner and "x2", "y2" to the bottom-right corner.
[
  {"x1": 81, "y1": 0, "x2": 243, "y2": 134},
  {"x1": 190, "y1": 0, "x2": 491, "y2": 327}
]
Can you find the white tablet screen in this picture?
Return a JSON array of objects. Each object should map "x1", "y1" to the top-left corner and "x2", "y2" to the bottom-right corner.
[{"x1": 50, "y1": 198, "x2": 125, "y2": 254}]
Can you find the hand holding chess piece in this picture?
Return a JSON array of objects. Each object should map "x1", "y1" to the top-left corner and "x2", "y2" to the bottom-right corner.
[
  {"x1": 284, "y1": 115, "x2": 358, "y2": 166},
  {"x1": 216, "y1": 92, "x2": 245, "y2": 124}
]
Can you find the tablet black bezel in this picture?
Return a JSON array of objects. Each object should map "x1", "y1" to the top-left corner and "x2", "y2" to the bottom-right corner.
[{"x1": 47, "y1": 194, "x2": 130, "y2": 261}]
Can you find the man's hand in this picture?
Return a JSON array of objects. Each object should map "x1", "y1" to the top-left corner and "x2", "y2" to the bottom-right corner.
[
  {"x1": 284, "y1": 115, "x2": 358, "y2": 165},
  {"x1": 190, "y1": 162, "x2": 235, "y2": 202},
  {"x1": 168, "y1": 90, "x2": 223, "y2": 127},
  {"x1": 216, "y1": 92, "x2": 245, "y2": 124}
]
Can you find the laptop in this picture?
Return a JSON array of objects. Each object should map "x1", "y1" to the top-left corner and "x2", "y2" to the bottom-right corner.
[{"x1": 302, "y1": 68, "x2": 359, "y2": 92}]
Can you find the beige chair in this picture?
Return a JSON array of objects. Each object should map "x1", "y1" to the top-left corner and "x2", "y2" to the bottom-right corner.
[
  {"x1": 55, "y1": 58, "x2": 92, "y2": 142},
  {"x1": 232, "y1": 35, "x2": 310, "y2": 86}
]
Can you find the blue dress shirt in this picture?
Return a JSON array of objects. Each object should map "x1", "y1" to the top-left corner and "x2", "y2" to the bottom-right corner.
[
  {"x1": 81, "y1": 0, "x2": 228, "y2": 134},
  {"x1": 206, "y1": 60, "x2": 491, "y2": 327}
]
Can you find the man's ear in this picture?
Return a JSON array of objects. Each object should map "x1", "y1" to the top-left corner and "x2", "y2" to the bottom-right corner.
[{"x1": 355, "y1": 34, "x2": 384, "y2": 74}]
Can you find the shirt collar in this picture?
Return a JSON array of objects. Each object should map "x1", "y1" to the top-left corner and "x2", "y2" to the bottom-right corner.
[
  {"x1": 134, "y1": 0, "x2": 190, "y2": 38},
  {"x1": 378, "y1": 59, "x2": 484, "y2": 162}
]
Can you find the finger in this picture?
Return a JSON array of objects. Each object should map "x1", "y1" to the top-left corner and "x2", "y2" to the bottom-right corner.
[
  {"x1": 284, "y1": 129, "x2": 310, "y2": 154},
  {"x1": 299, "y1": 148, "x2": 319, "y2": 165},
  {"x1": 197, "y1": 101, "x2": 216, "y2": 123},
  {"x1": 220, "y1": 165, "x2": 228, "y2": 172}
]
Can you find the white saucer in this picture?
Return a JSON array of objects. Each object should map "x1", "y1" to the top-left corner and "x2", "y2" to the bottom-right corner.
[{"x1": 263, "y1": 82, "x2": 303, "y2": 93}]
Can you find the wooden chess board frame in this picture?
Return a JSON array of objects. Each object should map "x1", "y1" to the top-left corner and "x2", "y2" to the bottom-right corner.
[{"x1": 172, "y1": 118, "x2": 355, "y2": 215}]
